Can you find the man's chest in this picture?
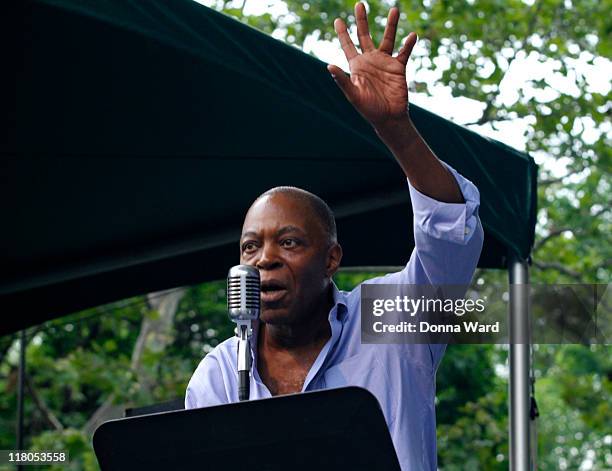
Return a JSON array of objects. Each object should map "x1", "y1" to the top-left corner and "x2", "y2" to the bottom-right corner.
[
  {"x1": 257, "y1": 343, "x2": 324, "y2": 395},
  {"x1": 258, "y1": 366, "x2": 309, "y2": 395}
]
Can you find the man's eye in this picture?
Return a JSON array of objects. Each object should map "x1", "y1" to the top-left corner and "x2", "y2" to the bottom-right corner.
[
  {"x1": 281, "y1": 239, "x2": 298, "y2": 248},
  {"x1": 242, "y1": 242, "x2": 257, "y2": 253}
]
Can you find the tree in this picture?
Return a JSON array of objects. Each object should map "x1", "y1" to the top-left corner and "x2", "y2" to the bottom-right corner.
[{"x1": 1, "y1": 1, "x2": 609, "y2": 469}]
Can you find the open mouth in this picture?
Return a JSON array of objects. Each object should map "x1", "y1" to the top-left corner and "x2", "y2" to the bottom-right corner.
[{"x1": 260, "y1": 280, "x2": 288, "y2": 303}]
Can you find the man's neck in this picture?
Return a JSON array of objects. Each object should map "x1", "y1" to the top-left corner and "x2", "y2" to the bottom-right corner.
[{"x1": 259, "y1": 285, "x2": 335, "y2": 353}]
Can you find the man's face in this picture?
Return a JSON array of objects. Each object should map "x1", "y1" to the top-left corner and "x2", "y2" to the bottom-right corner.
[{"x1": 240, "y1": 193, "x2": 337, "y2": 325}]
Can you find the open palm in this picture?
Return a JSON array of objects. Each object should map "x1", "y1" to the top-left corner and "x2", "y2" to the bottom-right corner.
[{"x1": 328, "y1": 3, "x2": 417, "y2": 127}]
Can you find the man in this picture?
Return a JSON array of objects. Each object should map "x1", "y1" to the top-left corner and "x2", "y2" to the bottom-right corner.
[{"x1": 186, "y1": 3, "x2": 484, "y2": 470}]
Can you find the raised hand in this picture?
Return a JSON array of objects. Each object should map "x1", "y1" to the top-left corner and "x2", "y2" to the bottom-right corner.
[{"x1": 327, "y1": 2, "x2": 417, "y2": 128}]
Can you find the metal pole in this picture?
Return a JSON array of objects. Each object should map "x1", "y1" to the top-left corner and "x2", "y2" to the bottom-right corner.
[
  {"x1": 508, "y1": 254, "x2": 531, "y2": 470},
  {"x1": 16, "y1": 329, "x2": 26, "y2": 470}
]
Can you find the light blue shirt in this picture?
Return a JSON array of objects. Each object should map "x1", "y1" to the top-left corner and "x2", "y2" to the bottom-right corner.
[{"x1": 185, "y1": 161, "x2": 484, "y2": 471}]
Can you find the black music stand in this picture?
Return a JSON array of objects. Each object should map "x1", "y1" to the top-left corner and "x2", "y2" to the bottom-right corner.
[{"x1": 93, "y1": 386, "x2": 401, "y2": 470}]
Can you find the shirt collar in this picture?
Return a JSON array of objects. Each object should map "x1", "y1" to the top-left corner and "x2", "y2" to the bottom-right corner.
[{"x1": 330, "y1": 280, "x2": 349, "y2": 323}]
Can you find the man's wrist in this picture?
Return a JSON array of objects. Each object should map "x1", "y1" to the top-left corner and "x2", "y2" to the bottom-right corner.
[
  {"x1": 373, "y1": 112, "x2": 413, "y2": 135},
  {"x1": 372, "y1": 113, "x2": 417, "y2": 152}
]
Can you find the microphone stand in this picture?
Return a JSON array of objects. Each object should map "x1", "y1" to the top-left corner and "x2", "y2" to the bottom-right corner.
[{"x1": 236, "y1": 322, "x2": 252, "y2": 401}]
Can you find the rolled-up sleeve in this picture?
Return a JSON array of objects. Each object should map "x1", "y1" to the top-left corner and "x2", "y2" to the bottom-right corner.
[
  {"x1": 408, "y1": 160, "x2": 481, "y2": 246},
  {"x1": 401, "y1": 160, "x2": 484, "y2": 288}
]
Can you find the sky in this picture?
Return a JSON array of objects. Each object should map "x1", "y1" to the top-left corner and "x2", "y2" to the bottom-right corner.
[{"x1": 196, "y1": 0, "x2": 611, "y2": 178}]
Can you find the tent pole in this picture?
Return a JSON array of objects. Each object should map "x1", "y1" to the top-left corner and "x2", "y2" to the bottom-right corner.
[
  {"x1": 16, "y1": 329, "x2": 26, "y2": 469},
  {"x1": 508, "y1": 254, "x2": 531, "y2": 470}
]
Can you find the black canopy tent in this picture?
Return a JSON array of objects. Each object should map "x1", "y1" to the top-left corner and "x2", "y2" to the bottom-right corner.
[{"x1": 6, "y1": 0, "x2": 537, "y2": 469}]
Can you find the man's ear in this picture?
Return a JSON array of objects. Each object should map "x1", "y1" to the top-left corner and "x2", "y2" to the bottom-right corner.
[{"x1": 325, "y1": 243, "x2": 343, "y2": 278}]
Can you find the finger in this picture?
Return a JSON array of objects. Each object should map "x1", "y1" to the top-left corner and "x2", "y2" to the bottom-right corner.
[
  {"x1": 379, "y1": 7, "x2": 399, "y2": 54},
  {"x1": 396, "y1": 32, "x2": 418, "y2": 66},
  {"x1": 334, "y1": 18, "x2": 359, "y2": 62},
  {"x1": 327, "y1": 64, "x2": 359, "y2": 104},
  {"x1": 354, "y1": 2, "x2": 375, "y2": 52}
]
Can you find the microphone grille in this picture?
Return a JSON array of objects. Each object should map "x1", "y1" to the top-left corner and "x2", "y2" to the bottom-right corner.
[{"x1": 227, "y1": 265, "x2": 260, "y2": 321}]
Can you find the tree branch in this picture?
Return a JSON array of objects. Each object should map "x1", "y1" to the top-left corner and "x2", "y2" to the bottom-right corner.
[
  {"x1": 464, "y1": 98, "x2": 495, "y2": 126},
  {"x1": 526, "y1": 1, "x2": 545, "y2": 41},
  {"x1": 534, "y1": 206, "x2": 608, "y2": 252},
  {"x1": 25, "y1": 374, "x2": 64, "y2": 432},
  {"x1": 83, "y1": 288, "x2": 185, "y2": 436},
  {"x1": 83, "y1": 394, "x2": 121, "y2": 437},
  {"x1": 463, "y1": 99, "x2": 521, "y2": 126},
  {"x1": 590, "y1": 206, "x2": 609, "y2": 220},
  {"x1": 533, "y1": 261, "x2": 582, "y2": 280},
  {"x1": 539, "y1": 173, "x2": 574, "y2": 186},
  {"x1": 533, "y1": 227, "x2": 573, "y2": 252}
]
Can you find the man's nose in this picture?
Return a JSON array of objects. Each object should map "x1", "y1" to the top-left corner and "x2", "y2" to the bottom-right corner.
[{"x1": 255, "y1": 243, "x2": 282, "y2": 270}]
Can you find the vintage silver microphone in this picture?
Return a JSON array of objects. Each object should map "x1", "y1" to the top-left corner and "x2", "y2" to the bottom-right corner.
[{"x1": 227, "y1": 265, "x2": 260, "y2": 401}]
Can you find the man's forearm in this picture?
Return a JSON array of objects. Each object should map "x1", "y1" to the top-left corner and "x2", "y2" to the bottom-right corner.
[{"x1": 374, "y1": 116, "x2": 465, "y2": 204}]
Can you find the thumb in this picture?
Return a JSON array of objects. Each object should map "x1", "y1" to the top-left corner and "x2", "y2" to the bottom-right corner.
[{"x1": 327, "y1": 64, "x2": 358, "y2": 104}]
